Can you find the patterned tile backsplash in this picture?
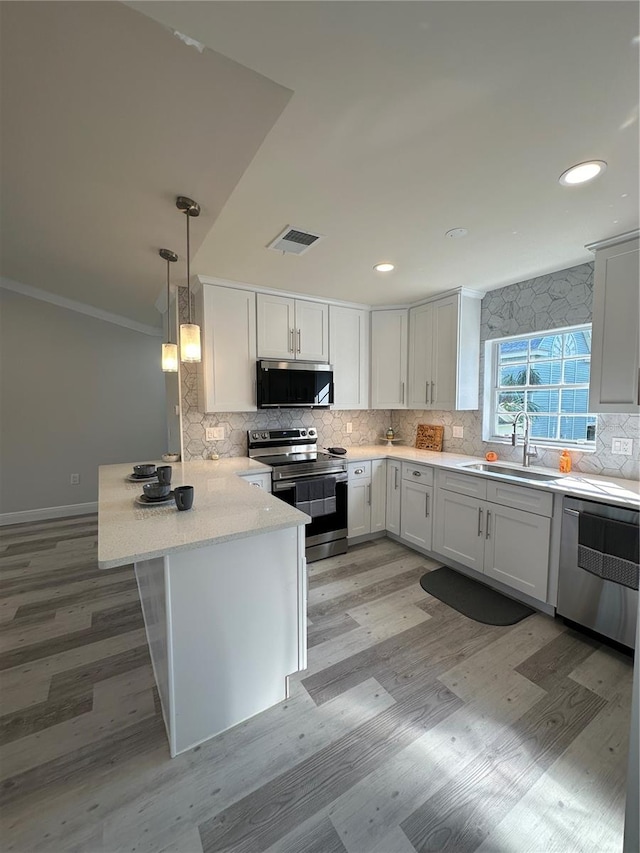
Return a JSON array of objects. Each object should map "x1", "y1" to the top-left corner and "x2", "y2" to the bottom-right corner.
[{"x1": 179, "y1": 263, "x2": 638, "y2": 480}]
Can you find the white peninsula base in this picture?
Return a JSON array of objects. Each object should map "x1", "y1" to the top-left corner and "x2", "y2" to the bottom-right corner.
[{"x1": 135, "y1": 525, "x2": 307, "y2": 756}]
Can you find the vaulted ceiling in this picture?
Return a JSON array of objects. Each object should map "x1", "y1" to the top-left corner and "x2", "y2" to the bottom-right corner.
[{"x1": 2, "y1": 2, "x2": 639, "y2": 324}]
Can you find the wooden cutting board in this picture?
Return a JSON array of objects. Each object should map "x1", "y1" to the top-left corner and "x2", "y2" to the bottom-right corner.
[{"x1": 415, "y1": 424, "x2": 444, "y2": 452}]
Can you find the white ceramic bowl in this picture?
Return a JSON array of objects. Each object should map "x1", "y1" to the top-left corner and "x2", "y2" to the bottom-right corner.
[{"x1": 162, "y1": 453, "x2": 180, "y2": 462}]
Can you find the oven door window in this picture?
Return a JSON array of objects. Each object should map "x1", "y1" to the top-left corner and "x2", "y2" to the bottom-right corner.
[{"x1": 275, "y1": 479, "x2": 347, "y2": 538}]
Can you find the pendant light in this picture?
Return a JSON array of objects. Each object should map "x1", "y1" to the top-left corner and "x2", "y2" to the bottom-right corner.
[
  {"x1": 160, "y1": 248, "x2": 179, "y2": 372},
  {"x1": 177, "y1": 195, "x2": 202, "y2": 363}
]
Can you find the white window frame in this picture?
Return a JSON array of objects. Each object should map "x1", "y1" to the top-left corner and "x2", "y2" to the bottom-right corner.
[{"x1": 483, "y1": 324, "x2": 597, "y2": 450}]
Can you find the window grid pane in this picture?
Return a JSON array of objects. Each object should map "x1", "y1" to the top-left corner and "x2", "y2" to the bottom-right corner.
[{"x1": 492, "y1": 325, "x2": 595, "y2": 444}]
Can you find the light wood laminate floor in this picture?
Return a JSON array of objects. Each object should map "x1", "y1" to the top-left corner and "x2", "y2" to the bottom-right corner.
[{"x1": 0, "y1": 515, "x2": 633, "y2": 852}]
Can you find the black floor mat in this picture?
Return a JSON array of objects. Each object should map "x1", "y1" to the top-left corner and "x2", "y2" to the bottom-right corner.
[{"x1": 420, "y1": 566, "x2": 535, "y2": 625}]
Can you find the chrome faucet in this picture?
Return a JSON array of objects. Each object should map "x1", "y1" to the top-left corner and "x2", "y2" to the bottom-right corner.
[{"x1": 511, "y1": 410, "x2": 539, "y2": 468}]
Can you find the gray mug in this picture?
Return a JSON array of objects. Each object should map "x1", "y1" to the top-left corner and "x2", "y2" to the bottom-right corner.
[
  {"x1": 174, "y1": 485, "x2": 194, "y2": 511},
  {"x1": 157, "y1": 465, "x2": 172, "y2": 485}
]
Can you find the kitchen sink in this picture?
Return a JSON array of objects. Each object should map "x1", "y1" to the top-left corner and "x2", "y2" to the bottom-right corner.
[{"x1": 462, "y1": 463, "x2": 560, "y2": 482}]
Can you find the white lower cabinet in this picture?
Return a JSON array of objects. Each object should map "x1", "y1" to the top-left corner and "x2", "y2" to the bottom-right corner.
[
  {"x1": 348, "y1": 460, "x2": 386, "y2": 538},
  {"x1": 483, "y1": 503, "x2": 550, "y2": 600},
  {"x1": 386, "y1": 460, "x2": 402, "y2": 535},
  {"x1": 400, "y1": 480, "x2": 433, "y2": 550},
  {"x1": 433, "y1": 473, "x2": 552, "y2": 602},
  {"x1": 399, "y1": 462, "x2": 434, "y2": 550}
]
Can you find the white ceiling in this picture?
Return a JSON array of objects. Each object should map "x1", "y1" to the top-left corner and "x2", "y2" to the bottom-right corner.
[
  {"x1": 131, "y1": 0, "x2": 640, "y2": 305},
  {"x1": 0, "y1": 2, "x2": 291, "y2": 325},
  {"x1": 2, "y1": 2, "x2": 638, "y2": 323}
]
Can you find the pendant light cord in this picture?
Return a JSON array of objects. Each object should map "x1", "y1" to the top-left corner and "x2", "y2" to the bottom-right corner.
[
  {"x1": 166, "y1": 259, "x2": 171, "y2": 344},
  {"x1": 186, "y1": 207, "x2": 192, "y2": 324}
]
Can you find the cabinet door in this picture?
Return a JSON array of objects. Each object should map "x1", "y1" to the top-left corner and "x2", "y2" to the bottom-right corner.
[
  {"x1": 386, "y1": 460, "x2": 402, "y2": 535},
  {"x1": 257, "y1": 294, "x2": 296, "y2": 359},
  {"x1": 370, "y1": 459, "x2": 387, "y2": 533},
  {"x1": 348, "y1": 479, "x2": 371, "y2": 538},
  {"x1": 433, "y1": 489, "x2": 485, "y2": 572},
  {"x1": 430, "y1": 295, "x2": 457, "y2": 410},
  {"x1": 589, "y1": 238, "x2": 640, "y2": 412},
  {"x1": 400, "y1": 481, "x2": 433, "y2": 550},
  {"x1": 295, "y1": 299, "x2": 329, "y2": 362},
  {"x1": 329, "y1": 305, "x2": 369, "y2": 408},
  {"x1": 483, "y1": 503, "x2": 550, "y2": 602},
  {"x1": 200, "y1": 285, "x2": 257, "y2": 413},
  {"x1": 371, "y1": 310, "x2": 408, "y2": 408},
  {"x1": 408, "y1": 303, "x2": 433, "y2": 408}
]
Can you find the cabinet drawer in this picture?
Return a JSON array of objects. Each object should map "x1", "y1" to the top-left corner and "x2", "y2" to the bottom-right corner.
[
  {"x1": 348, "y1": 461, "x2": 371, "y2": 480},
  {"x1": 486, "y1": 481, "x2": 553, "y2": 517},
  {"x1": 402, "y1": 462, "x2": 434, "y2": 486},
  {"x1": 437, "y1": 469, "x2": 487, "y2": 499}
]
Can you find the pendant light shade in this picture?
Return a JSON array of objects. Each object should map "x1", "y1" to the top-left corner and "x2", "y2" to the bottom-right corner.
[
  {"x1": 162, "y1": 342, "x2": 179, "y2": 372},
  {"x1": 177, "y1": 195, "x2": 202, "y2": 363},
  {"x1": 160, "y1": 248, "x2": 179, "y2": 372}
]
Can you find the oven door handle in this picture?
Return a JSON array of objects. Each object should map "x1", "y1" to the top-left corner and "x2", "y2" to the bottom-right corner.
[{"x1": 273, "y1": 473, "x2": 347, "y2": 492}]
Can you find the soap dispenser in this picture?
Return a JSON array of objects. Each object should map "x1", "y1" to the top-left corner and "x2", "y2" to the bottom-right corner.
[{"x1": 559, "y1": 450, "x2": 572, "y2": 473}]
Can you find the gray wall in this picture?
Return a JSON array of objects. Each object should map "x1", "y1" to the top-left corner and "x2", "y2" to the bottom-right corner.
[
  {"x1": 0, "y1": 289, "x2": 167, "y2": 514},
  {"x1": 393, "y1": 262, "x2": 639, "y2": 480}
]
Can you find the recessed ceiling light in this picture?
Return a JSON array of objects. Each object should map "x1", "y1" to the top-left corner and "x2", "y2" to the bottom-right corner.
[
  {"x1": 445, "y1": 228, "x2": 468, "y2": 239},
  {"x1": 558, "y1": 160, "x2": 607, "y2": 186},
  {"x1": 374, "y1": 262, "x2": 395, "y2": 272}
]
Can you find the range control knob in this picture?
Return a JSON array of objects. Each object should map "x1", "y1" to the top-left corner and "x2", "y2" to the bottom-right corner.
[
  {"x1": 300, "y1": 429, "x2": 307, "y2": 437},
  {"x1": 261, "y1": 432, "x2": 268, "y2": 439},
  {"x1": 309, "y1": 428, "x2": 316, "y2": 437},
  {"x1": 252, "y1": 433, "x2": 260, "y2": 440}
]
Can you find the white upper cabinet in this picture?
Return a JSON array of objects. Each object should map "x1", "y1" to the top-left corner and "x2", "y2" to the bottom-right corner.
[
  {"x1": 370, "y1": 309, "x2": 409, "y2": 409},
  {"x1": 198, "y1": 284, "x2": 257, "y2": 413},
  {"x1": 256, "y1": 294, "x2": 328, "y2": 362},
  {"x1": 588, "y1": 234, "x2": 640, "y2": 413},
  {"x1": 295, "y1": 299, "x2": 329, "y2": 362},
  {"x1": 329, "y1": 305, "x2": 369, "y2": 409},
  {"x1": 408, "y1": 290, "x2": 481, "y2": 411}
]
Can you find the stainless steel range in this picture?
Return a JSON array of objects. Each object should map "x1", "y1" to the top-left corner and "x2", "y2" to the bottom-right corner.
[{"x1": 248, "y1": 428, "x2": 348, "y2": 562}]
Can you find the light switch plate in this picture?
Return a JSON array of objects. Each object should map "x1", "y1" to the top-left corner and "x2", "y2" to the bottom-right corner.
[
  {"x1": 611, "y1": 438, "x2": 633, "y2": 455},
  {"x1": 452, "y1": 426, "x2": 464, "y2": 438},
  {"x1": 206, "y1": 427, "x2": 225, "y2": 441},
  {"x1": 346, "y1": 422, "x2": 353, "y2": 434}
]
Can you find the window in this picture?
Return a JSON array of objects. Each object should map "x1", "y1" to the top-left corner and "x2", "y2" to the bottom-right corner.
[{"x1": 487, "y1": 325, "x2": 596, "y2": 447}]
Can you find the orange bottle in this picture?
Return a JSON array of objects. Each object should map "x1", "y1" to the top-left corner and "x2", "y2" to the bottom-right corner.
[{"x1": 559, "y1": 450, "x2": 572, "y2": 473}]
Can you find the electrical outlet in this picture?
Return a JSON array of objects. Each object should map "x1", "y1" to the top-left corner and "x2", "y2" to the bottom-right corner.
[
  {"x1": 206, "y1": 427, "x2": 225, "y2": 441},
  {"x1": 611, "y1": 438, "x2": 633, "y2": 455},
  {"x1": 70, "y1": 473, "x2": 80, "y2": 485},
  {"x1": 452, "y1": 426, "x2": 464, "y2": 439},
  {"x1": 346, "y1": 422, "x2": 353, "y2": 434}
]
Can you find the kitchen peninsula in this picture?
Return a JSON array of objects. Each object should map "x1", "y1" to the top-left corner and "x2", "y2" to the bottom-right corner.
[{"x1": 98, "y1": 459, "x2": 309, "y2": 757}]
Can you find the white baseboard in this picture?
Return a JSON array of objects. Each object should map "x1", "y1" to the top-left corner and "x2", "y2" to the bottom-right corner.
[{"x1": 0, "y1": 502, "x2": 98, "y2": 527}]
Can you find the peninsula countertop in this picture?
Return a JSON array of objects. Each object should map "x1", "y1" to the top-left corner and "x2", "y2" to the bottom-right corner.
[{"x1": 98, "y1": 458, "x2": 308, "y2": 569}]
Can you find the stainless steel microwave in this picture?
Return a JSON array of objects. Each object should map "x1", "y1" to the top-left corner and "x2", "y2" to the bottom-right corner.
[{"x1": 256, "y1": 360, "x2": 334, "y2": 408}]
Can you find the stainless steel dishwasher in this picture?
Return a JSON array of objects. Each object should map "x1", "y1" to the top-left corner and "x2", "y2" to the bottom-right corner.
[{"x1": 558, "y1": 496, "x2": 639, "y2": 649}]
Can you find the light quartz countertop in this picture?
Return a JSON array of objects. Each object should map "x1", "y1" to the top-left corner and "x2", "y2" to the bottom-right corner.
[
  {"x1": 343, "y1": 445, "x2": 640, "y2": 509},
  {"x1": 98, "y1": 458, "x2": 308, "y2": 569},
  {"x1": 99, "y1": 447, "x2": 638, "y2": 569}
]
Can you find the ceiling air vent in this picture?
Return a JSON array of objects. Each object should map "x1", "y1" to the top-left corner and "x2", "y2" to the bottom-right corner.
[{"x1": 267, "y1": 225, "x2": 325, "y2": 256}]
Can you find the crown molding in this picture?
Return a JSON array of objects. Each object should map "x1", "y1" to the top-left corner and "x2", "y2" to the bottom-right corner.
[{"x1": 0, "y1": 277, "x2": 163, "y2": 337}]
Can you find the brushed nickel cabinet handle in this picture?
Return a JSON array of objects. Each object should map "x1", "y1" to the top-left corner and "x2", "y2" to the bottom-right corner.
[
  {"x1": 431, "y1": 381, "x2": 435, "y2": 404},
  {"x1": 478, "y1": 507, "x2": 483, "y2": 536},
  {"x1": 401, "y1": 381, "x2": 405, "y2": 404},
  {"x1": 354, "y1": 467, "x2": 364, "y2": 475},
  {"x1": 367, "y1": 484, "x2": 371, "y2": 505},
  {"x1": 426, "y1": 381, "x2": 429, "y2": 404},
  {"x1": 289, "y1": 328, "x2": 295, "y2": 353},
  {"x1": 297, "y1": 328, "x2": 301, "y2": 353},
  {"x1": 394, "y1": 467, "x2": 399, "y2": 489},
  {"x1": 486, "y1": 510, "x2": 491, "y2": 539},
  {"x1": 412, "y1": 470, "x2": 421, "y2": 477},
  {"x1": 425, "y1": 492, "x2": 430, "y2": 517}
]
